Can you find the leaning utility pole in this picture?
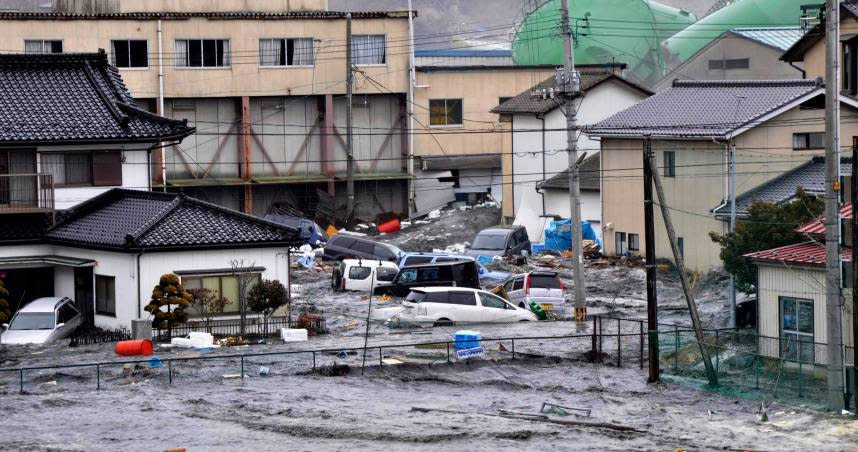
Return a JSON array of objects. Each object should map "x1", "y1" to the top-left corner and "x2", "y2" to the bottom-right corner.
[
  {"x1": 852, "y1": 136, "x2": 858, "y2": 411},
  {"x1": 345, "y1": 13, "x2": 356, "y2": 222},
  {"x1": 643, "y1": 137, "x2": 659, "y2": 383},
  {"x1": 559, "y1": 0, "x2": 587, "y2": 319},
  {"x1": 824, "y1": 0, "x2": 845, "y2": 411},
  {"x1": 648, "y1": 152, "x2": 718, "y2": 386},
  {"x1": 728, "y1": 140, "x2": 737, "y2": 328}
]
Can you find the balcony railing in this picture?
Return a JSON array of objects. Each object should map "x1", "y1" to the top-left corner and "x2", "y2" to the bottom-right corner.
[{"x1": 0, "y1": 173, "x2": 54, "y2": 213}]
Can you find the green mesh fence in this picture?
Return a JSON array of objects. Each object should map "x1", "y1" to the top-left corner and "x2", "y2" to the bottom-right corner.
[{"x1": 655, "y1": 326, "x2": 856, "y2": 411}]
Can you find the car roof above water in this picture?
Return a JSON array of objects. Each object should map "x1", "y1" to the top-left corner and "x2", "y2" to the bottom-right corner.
[
  {"x1": 410, "y1": 287, "x2": 482, "y2": 293},
  {"x1": 20, "y1": 297, "x2": 68, "y2": 313}
]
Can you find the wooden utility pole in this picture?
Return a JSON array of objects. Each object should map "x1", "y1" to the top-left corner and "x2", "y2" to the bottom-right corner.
[
  {"x1": 345, "y1": 13, "x2": 355, "y2": 222},
  {"x1": 728, "y1": 140, "x2": 737, "y2": 328},
  {"x1": 824, "y1": 0, "x2": 845, "y2": 411},
  {"x1": 647, "y1": 152, "x2": 718, "y2": 386},
  {"x1": 643, "y1": 137, "x2": 659, "y2": 383},
  {"x1": 559, "y1": 0, "x2": 587, "y2": 319}
]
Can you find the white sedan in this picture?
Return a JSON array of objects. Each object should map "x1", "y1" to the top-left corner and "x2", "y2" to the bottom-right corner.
[
  {"x1": 1, "y1": 297, "x2": 82, "y2": 345},
  {"x1": 396, "y1": 287, "x2": 537, "y2": 326}
]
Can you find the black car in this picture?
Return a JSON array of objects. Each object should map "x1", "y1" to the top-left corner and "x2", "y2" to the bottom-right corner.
[
  {"x1": 322, "y1": 233, "x2": 403, "y2": 262},
  {"x1": 373, "y1": 260, "x2": 481, "y2": 297}
]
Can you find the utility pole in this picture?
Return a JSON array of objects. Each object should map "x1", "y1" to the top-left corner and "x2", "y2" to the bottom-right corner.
[
  {"x1": 728, "y1": 140, "x2": 737, "y2": 328},
  {"x1": 345, "y1": 13, "x2": 355, "y2": 223},
  {"x1": 824, "y1": 0, "x2": 845, "y2": 411},
  {"x1": 643, "y1": 137, "x2": 659, "y2": 383},
  {"x1": 559, "y1": 0, "x2": 587, "y2": 319},
  {"x1": 407, "y1": 0, "x2": 417, "y2": 214},
  {"x1": 648, "y1": 152, "x2": 718, "y2": 387},
  {"x1": 849, "y1": 137, "x2": 858, "y2": 414}
]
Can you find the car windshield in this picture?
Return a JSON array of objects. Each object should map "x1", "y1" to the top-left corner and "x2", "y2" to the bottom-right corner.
[
  {"x1": 9, "y1": 312, "x2": 55, "y2": 330},
  {"x1": 472, "y1": 233, "x2": 507, "y2": 250}
]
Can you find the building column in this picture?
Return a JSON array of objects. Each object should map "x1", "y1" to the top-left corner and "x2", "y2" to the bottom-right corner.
[
  {"x1": 154, "y1": 99, "x2": 165, "y2": 185},
  {"x1": 322, "y1": 94, "x2": 336, "y2": 195},
  {"x1": 241, "y1": 96, "x2": 253, "y2": 214}
]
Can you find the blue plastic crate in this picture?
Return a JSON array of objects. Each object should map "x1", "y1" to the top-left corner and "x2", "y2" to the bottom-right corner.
[{"x1": 453, "y1": 330, "x2": 481, "y2": 350}]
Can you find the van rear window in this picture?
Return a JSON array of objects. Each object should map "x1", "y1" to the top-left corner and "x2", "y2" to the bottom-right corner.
[
  {"x1": 530, "y1": 274, "x2": 562, "y2": 289},
  {"x1": 406, "y1": 291, "x2": 427, "y2": 303},
  {"x1": 404, "y1": 256, "x2": 433, "y2": 266}
]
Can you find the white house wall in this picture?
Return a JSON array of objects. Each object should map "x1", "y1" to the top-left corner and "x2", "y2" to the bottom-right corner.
[{"x1": 757, "y1": 263, "x2": 854, "y2": 366}]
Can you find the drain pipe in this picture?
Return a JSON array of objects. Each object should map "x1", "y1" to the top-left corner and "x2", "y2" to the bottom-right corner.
[
  {"x1": 136, "y1": 251, "x2": 143, "y2": 319},
  {"x1": 538, "y1": 115, "x2": 547, "y2": 215},
  {"x1": 157, "y1": 18, "x2": 167, "y2": 192}
]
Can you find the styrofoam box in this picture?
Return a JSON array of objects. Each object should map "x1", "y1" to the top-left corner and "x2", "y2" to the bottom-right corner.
[{"x1": 280, "y1": 328, "x2": 308, "y2": 342}]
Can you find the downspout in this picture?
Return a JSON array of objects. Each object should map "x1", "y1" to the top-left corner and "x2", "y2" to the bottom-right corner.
[
  {"x1": 789, "y1": 61, "x2": 807, "y2": 79},
  {"x1": 539, "y1": 116, "x2": 547, "y2": 215},
  {"x1": 136, "y1": 251, "x2": 143, "y2": 318},
  {"x1": 407, "y1": 1, "x2": 416, "y2": 214},
  {"x1": 158, "y1": 18, "x2": 167, "y2": 192}
]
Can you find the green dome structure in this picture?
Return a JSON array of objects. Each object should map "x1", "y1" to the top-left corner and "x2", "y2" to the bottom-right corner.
[
  {"x1": 662, "y1": 0, "x2": 808, "y2": 70},
  {"x1": 512, "y1": 0, "x2": 696, "y2": 85}
]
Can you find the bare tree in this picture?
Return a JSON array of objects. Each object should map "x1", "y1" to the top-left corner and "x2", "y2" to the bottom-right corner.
[
  {"x1": 187, "y1": 287, "x2": 227, "y2": 333},
  {"x1": 230, "y1": 259, "x2": 257, "y2": 335}
]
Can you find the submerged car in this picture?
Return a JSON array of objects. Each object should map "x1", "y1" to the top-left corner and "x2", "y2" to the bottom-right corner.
[
  {"x1": 466, "y1": 225, "x2": 531, "y2": 259},
  {"x1": 1, "y1": 297, "x2": 82, "y2": 345},
  {"x1": 396, "y1": 287, "x2": 537, "y2": 326},
  {"x1": 263, "y1": 214, "x2": 328, "y2": 247},
  {"x1": 500, "y1": 271, "x2": 567, "y2": 312},
  {"x1": 397, "y1": 252, "x2": 509, "y2": 281},
  {"x1": 373, "y1": 260, "x2": 481, "y2": 297},
  {"x1": 322, "y1": 233, "x2": 403, "y2": 262},
  {"x1": 332, "y1": 258, "x2": 399, "y2": 292}
]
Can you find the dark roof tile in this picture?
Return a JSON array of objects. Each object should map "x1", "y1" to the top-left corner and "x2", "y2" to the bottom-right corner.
[{"x1": 538, "y1": 153, "x2": 600, "y2": 191}]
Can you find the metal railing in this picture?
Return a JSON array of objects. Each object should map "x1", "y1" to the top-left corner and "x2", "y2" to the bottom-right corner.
[
  {"x1": 153, "y1": 316, "x2": 294, "y2": 342},
  {"x1": 0, "y1": 173, "x2": 54, "y2": 212}
]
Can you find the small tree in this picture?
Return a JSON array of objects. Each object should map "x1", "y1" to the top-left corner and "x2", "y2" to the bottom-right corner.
[
  {"x1": 144, "y1": 273, "x2": 192, "y2": 339},
  {"x1": 230, "y1": 259, "x2": 257, "y2": 335},
  {"x1": 0, "y1": 278, "x2": 11, "y2": 325},
  {"x1": 710, "y1": 188, "x2": 824, "y2": 293},
  {"x1": 188, "y1": 287, "x2": 228, "y2": 333},
  {"x1": 247, "y1": 279, "x2": 287, "y2": 338}
]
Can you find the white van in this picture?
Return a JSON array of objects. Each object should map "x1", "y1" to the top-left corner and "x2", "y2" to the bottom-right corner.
[{"x1": 332, "y1": 259, "x2": 399, "y2": 292}]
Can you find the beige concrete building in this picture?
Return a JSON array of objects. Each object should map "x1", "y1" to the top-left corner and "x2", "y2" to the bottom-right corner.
[
  {"x1": 0, "y1": 0, "x2": 412, "y2": 221},
  {"x1": 589, "y1": 79, "x2": 858, "y2": 271}
]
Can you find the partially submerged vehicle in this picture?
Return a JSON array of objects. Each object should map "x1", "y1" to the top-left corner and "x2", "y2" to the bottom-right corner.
[
  {"x1": 498, "y1": 271, "x2": 566, "y2": 312},
  {"x1": 322, "y1": 233, "x2": 403, "y2": 262},
  {"x1": 397, "y1": 252, "x2": 509, "y2": 281},
  {"x1": 263, "y1": 214, "x2": 328, "y2": 247},
  {"x1": 373, "y1": 260, "x2": 480, "y2": 297},
  {"x1": 1, "y1": 297, "x2": 82, "y2": 345},
  {"x1": 332, "y1": 259, "x2": 399, "y2": 292},
  {"x1": 466, "y1": 225, "x2": 531, "y2": 260},
  {"x1": 396, "y1": 287, "x2": 537, "y2": 326}
]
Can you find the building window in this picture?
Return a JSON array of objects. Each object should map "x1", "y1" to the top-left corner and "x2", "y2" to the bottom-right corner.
[
  {"x1": 351, "y1": 35, "x2": 386, "y2": 65},
  {"x1": 182, "y1": 273, "x2": 261, "y2": 314},
  {"x1": 615, "y1": 232, "x2": 627, "y2": 256},
  {"x1": 175, "y1": 39, "x2": 230, "y2": 68},
  {"x1": 792, "y1": 132, "x2": 824, "y2": 150},
  {"x1": 95, "y1": 275, "x2": 116, "y2": 317},
  {"x1": 844, "y1": 38, "x2": 858, "y2": 95},
  {"x1": 677, "y1": 237, "x2": 684, "y2": 259},
  {"x1": 628, "y1": 233, "x2": 640, "y2": 252},
  {"x1": 780, "y1": 297, "x2": 814, "y2": 363},
  {"x1": 259, "y1": 38, "x2": 315, "y2": 66},
  {"x1": 24, "y1": 39, "x2": 62, "y2": 54},
  {"x1": 40, "y1": 152, "x2": 92, "y2": 186},
  {"x1": 111, "y1": 40, "x2": 148, "y2": 68},
  {"x1": 40, "y1": 151, "x2": 122, "y2": 187},
  {"x1": 663, "y1": 151, "x2": 675, "y2": 177},
  {"x1": 429, "y1": 99, "x2": 464, "y2": 127},
  {"x1": 707, "y1": 58, "x2": 749, "y2": 70}
]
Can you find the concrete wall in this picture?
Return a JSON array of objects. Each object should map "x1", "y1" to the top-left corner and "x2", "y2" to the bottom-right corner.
[
  {"x1": 600, "y1": 101, "x2": 858, "y2": 271},
  {"x1": 0, "y1": 15, "x2": 409, "y2": 98},
  {"x1": 655, "y1": 35, "x2": 804, "y2": 92},
  {"x1": 757, "y1": 263, "x2": 854, "y2": 366},
  {"x1": 413, "y1": 68, "x2": 554, "y2": 158}
]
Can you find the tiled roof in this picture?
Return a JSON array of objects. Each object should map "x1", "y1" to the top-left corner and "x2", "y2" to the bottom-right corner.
[
  {"x1": 745, "y1": 242, "x2": 852, "y2": 266},
  {"x1": 491, "y1": 71, "x2": 652, "y2": 115},
  {"x1": 0, "y1": 11, "x2": 411, "y2": 20},
  {"x1": 0, "y1": 52, "x2": 193, "y2": 145},
  {"x1": 729, "y1": 27, "x2": 805, "y2": 52},
  {"x1": 586, "y1": 79, "x2": 822, "y2": 138},
  {"x1": 712, "y1": 157, "x2": 852, "y2": 217},
  {"x1": 44, "y1": 189, "x2": 302, "y2": 251},
  {"x1": 794, "y1": 204, "x2": 854, "y2": 236},
  {"x1": 537, "y1": 153, "x2": 600, "y2": 191},
  {"x1": 0, "y1": 214, "x2": 55, "y2": 245}
]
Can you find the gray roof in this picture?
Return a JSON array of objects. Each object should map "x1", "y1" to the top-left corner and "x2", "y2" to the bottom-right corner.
[
  {"x1": 712, "y1": 157, "x2": 853, "y2": 217},
  {"x1": 538, "y1": 153, "x2": 600, "y2": 192},
  {"x1": 44, "y1": 189, "x2": 302, "y2": 251},
  {"x1": 0, "y1": 52, "x2": 193, "y2": 145},
  {"x1": 729, "y1": 27, "x2": 804, "y2": 51},
  {"x1": 586, "y1": 79, "x2": 822, "y2": 138},
  {"x1": 491, "y1": 71, "x2": 651, "y2": 115},
  {"x1": 421, "y1": 154, "x2": 501, "y2": 171}
]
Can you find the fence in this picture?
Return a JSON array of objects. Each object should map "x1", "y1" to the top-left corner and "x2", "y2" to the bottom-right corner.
[
  {"x1": 69, "y1": 328, "x2": 131, "y2": 347},
  {"x1": 153, "y1": 316, "x2": 293, "y2": 342}
]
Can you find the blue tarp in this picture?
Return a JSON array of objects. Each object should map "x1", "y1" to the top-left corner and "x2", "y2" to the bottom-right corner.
[{"x1": 544, "y1": 219, "x2": 602, "y2": 251}]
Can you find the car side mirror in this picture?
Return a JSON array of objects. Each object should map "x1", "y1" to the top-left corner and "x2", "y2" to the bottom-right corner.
[
  {"x1": 55, "y1": 323, "x2": 65, "y2": 329},
  {"x1": 1, "y1": 323, "x2": 8, "y2": 329}
]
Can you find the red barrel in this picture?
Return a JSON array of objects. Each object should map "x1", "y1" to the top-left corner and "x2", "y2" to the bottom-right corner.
[
  {"x1": 115, "y1": 339, "x2": 153, "y2": 356},
  {"x1": 378, "y1": 218, "x2": 401, "y2": 234}
]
